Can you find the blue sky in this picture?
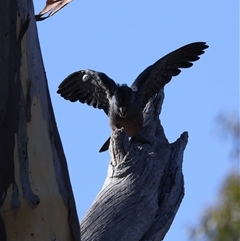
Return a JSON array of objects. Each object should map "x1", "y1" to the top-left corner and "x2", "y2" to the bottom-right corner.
[{"x1": 34, "y1": 1, "x2": 239, "y2": 240}]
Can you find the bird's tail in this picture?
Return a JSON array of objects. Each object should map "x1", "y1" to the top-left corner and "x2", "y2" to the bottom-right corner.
[{"x1": 99, "y1": 137, "x2": 110, "y2": 152}]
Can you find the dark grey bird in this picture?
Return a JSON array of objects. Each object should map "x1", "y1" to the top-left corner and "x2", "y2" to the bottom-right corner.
[{"x1": 57, "y1": 42, "x2": 208, "y2": 152}]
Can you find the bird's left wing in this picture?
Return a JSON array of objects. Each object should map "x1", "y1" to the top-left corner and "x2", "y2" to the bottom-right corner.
[
  {"x1": 131, "y1": 42, "x2": 209, "y2": 107},
  {"x1": 57, "y1": 69, "x2": 117, "y2": 115}
]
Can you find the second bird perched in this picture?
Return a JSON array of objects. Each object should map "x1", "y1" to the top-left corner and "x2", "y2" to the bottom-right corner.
[{"x1": 57, "y1": 42, "x2": 208, "y2": 152}]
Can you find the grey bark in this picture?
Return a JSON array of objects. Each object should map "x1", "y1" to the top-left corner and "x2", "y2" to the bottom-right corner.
[
  {"x1": 0, "y1": 1, "x2": 80, "y2": 240},
  {"x1": 81, "y1": 90, "x2": 187, "y2": 241}
]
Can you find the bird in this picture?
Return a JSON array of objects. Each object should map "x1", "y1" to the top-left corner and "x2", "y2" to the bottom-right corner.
[{"x1": 57, "y1": 42, "x2": 208, "y2": 152}]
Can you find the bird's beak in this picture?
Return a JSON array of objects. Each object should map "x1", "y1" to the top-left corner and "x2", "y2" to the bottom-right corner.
[{"x1": 119, "y1": 107, "x2": 127, "y2": 117}]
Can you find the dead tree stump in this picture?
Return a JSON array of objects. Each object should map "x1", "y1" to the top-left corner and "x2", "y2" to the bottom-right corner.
[{"x1": 81, "y1": 90, "x2": 187, "y2": 241}]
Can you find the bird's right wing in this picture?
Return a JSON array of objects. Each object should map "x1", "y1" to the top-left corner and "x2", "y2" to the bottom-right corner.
[{"x1": 57, "y1": 69, "x2": 117, "y2": 115}]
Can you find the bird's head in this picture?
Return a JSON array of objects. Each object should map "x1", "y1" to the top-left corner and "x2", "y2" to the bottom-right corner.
[{"x1": 112, "y1": 84, "x2": 133, "y2": 118}]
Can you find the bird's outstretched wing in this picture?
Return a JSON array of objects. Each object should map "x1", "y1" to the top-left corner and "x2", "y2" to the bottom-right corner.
[
  {"x1": 131, "y1": 42, "x2": 209, "y2": 106},
  {"x1": 57, "y1": 69, "x2": 117, "y2": 115}
]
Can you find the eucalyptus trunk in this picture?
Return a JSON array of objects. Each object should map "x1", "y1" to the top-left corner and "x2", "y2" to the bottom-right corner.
[{"x1": 0, "y1": 1, "x2": 79, "y2": 240}]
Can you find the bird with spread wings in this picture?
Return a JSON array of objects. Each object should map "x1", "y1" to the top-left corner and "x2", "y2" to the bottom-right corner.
[{"x1": 57, "y1": 42, "x2": 208, "y2": 152}]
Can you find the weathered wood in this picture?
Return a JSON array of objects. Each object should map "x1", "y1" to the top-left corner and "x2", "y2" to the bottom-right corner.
[
  {"x1": 0, "y1": 1, "x2": 80, "y2": 240},
  {"x1": 81, "y1": 90, "x2": 187, "y2": 241}
]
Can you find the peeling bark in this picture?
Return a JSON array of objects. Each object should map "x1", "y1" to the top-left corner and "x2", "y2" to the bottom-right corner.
[
  {"x1": 0, "y1": 1, "x2": 80, "y2": 240},
  {"x1": 81, "y1": 90, "x2": 187, "y2": 241}
]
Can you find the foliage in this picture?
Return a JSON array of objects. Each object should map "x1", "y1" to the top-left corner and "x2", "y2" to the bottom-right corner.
[
  {"x1": 188, "y1": 112, "x2": 240, "y2": 241},
  {"x1": 216, "y1": 112, "x2": 240, "y2": 160},
  {"x1": 189, "y1": 173, "x2": 240, "y2": 241}
]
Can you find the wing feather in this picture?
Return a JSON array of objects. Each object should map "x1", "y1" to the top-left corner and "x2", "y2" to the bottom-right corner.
[
  {"x1": 57, "y1": 69, "x2": 117, "y2": 115},
  {"x1": 131, "y1": 42, "x2": 209, "y2": 106}
]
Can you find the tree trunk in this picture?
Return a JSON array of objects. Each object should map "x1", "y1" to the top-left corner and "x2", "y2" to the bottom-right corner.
[
  {"x1": 0, "y1": 1, "x2": 80, "y2": 240},
  {"x1": 81, "y1": 90, "x2": 187, "y2": 241}
]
